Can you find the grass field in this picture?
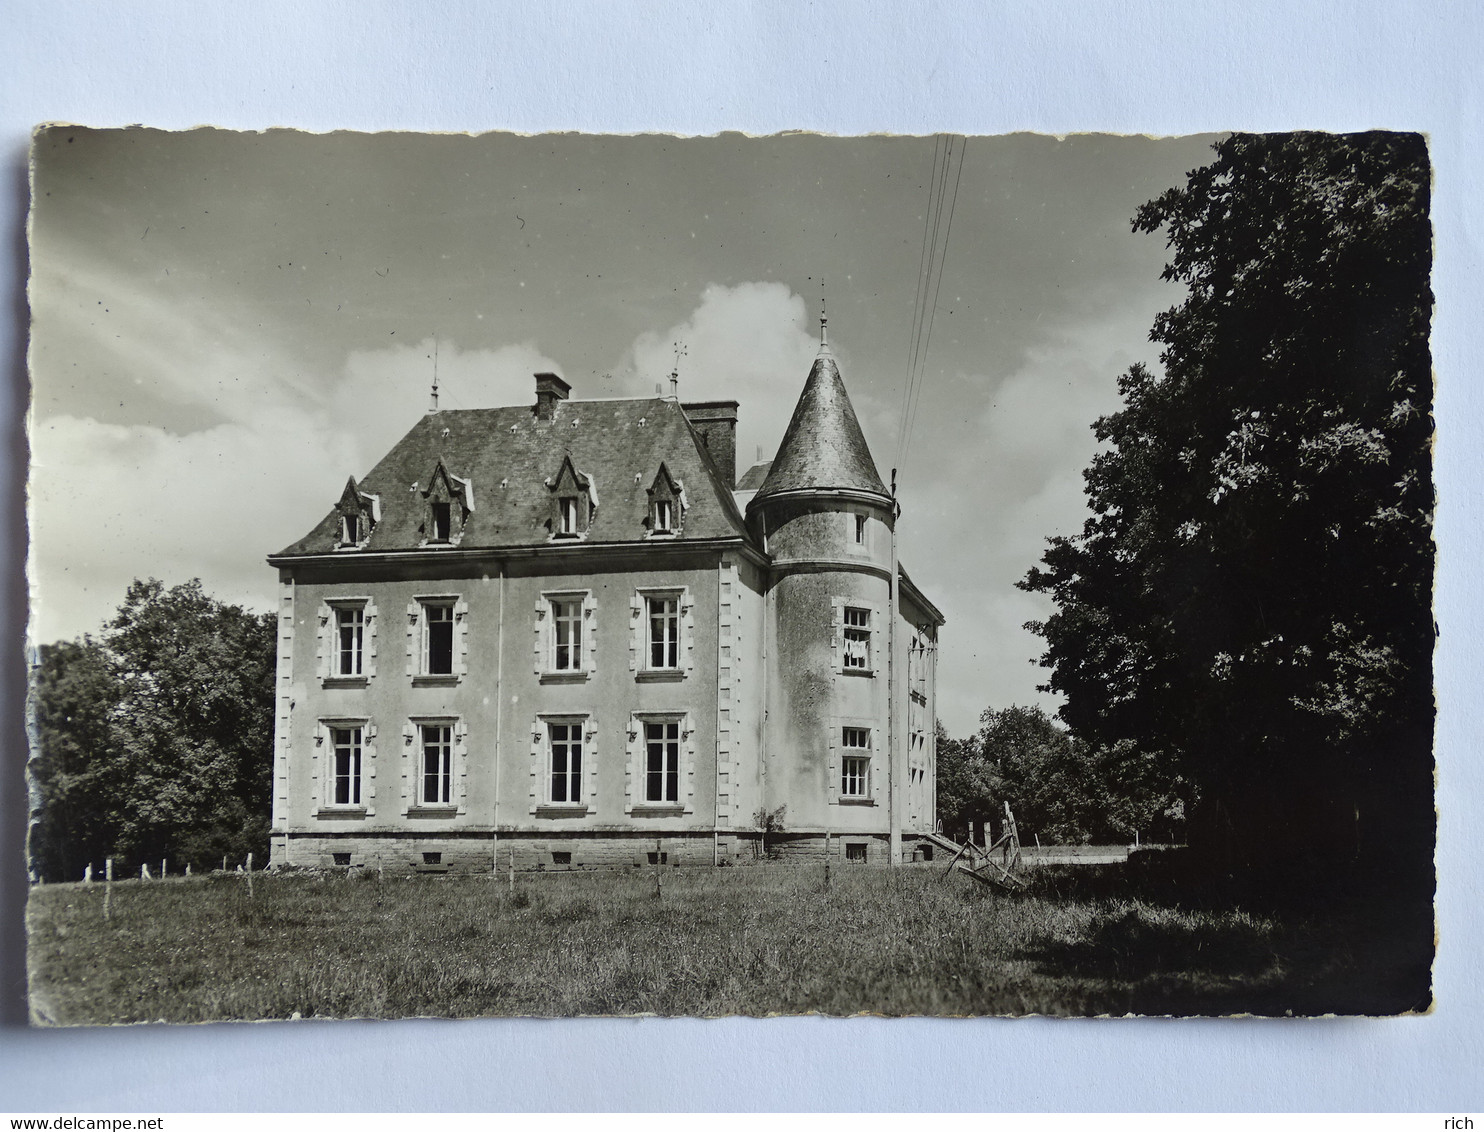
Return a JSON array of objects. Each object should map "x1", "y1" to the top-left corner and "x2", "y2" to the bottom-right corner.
[{"x1": 25, "y1": 858, "x2": 1433, "y2": 1024}]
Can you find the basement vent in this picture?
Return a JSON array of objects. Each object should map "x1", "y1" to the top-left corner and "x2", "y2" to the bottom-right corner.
[
  {"x1": 845, "y1": 843, "x2": 868, "y2": 863},
  {"x1": 552, "y1": 851, "x2": 572, "y2": 866},
  {"x1": 332, "y1": 852, "x2": 351, "y2": 867},
  {"x1": 423, "y1": 852, "x2": 442, "y2": 865},
  {"x1": 646, "y1": 851, "x2": 669, "y2": 866}
]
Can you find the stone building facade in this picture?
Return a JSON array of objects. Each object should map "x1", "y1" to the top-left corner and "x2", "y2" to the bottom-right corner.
[{"x1": 267, "y1": 329, "x2": 943, "y2": 872}]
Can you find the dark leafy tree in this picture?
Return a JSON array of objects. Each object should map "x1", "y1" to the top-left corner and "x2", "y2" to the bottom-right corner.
[
  {"x1": 28, "y1": 579, "x2": 276, "y2": 879},
  {"x1": 937, "y1": 709, "x2": 1188, "y2": 846},
  {"x1": 28, "y1": 638, "x2": 120, "y2": 881},
  {"x1": 1020, "y1": 132, "x2": 1434, "y2": 865}
]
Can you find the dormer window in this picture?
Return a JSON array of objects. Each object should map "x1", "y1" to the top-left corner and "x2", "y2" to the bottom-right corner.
[
  {"x1": 646, "y1": 463, "x2": 684, "y2": 538},
  {"x1": 431, "y1": 501, "x2": 452, "y2": 542},
  {"x1": 548, "y1": 455, "x2": 595, "y2": 540},
  {"x1": 420, "y1": 460, "x2": 473, "y2": 548},
  {"x1": 334, "y1": 476, "x2": 380, "y2": 550}
]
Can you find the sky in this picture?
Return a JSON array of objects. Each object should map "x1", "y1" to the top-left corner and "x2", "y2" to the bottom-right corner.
[{"x1": 27, "y1": 128, "x2": 1219, "y2": 738}]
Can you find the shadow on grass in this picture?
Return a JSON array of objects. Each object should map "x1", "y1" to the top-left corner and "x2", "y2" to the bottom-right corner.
[{"x1": 1012, "y1": 849, "x2": 1434, "y2": 1016}]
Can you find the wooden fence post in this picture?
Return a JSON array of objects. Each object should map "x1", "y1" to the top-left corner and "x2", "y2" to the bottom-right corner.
[
  {"x1": 83, "y1": 863, "x2": 92, "y2": 884},
  {"x1": 247, "y1": 852, "x2": 254, "y2": 898},
  {"x1": 509, "y1": 842, "x2": 515, "y2": 893},
  {"x1": 823, "y1": 831, "x2": 831, "y2": 890},
  {"x1": 654, "y1": 838, "x2": 663, "y2": 899}
]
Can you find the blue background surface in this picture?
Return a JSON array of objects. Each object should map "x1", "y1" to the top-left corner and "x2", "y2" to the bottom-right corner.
[{"x1": 1, "y1": 1, "x2": 1479, "y2": 1112}]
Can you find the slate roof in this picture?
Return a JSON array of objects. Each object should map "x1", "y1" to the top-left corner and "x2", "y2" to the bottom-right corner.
[
  {"x1": 272, "y1": 397, "x2": 752, "y2": 558},
  {"x1": 734, "y1": 459, "x2": 773, "y2": 492},
  {"x1": 750, "y1": 347, "x2": 890, "y2": 506}
]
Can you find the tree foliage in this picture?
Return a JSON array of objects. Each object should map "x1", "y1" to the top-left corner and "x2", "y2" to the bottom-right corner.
[
  {"x1": 29, "y1": 579, "x2": 276, "y2": 880},
  {"x1": 936, "y1": 708, "x2": 1188, "y2": 846},
  {"x1": 1019, "y1": 133, "x2": 1434, "y2": 861}
]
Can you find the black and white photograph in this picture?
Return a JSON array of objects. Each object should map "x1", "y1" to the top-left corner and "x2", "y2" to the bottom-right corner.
[{"x1": 22, "y1": 126, "x2": 1435, "y2": 1025}]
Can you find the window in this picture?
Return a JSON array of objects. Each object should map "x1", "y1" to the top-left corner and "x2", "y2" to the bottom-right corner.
[
  {"x1": 331, "y1": 726, "x2": 363, "y2": 806},
  {"x1": 845, "y1": 842, "x2": 868, "y2": 862},
  {"x1": 842, "y1": 727, "x2": 871, "y2": 798},
  {"x1": 549, "y1": 722, "x2": 584, "y2": 804},
  {"x1": 653, "y1": 498, "x2": 673, "y2": 533},
  {"x1": 645, "y1": 720, "x2": 681, "y2": 803},
  {"x1": 332, "y1": 852, "x2": 352, "y2": 867},
  {"x1": 334, "y1": 605, "x2": 365, "y2": 676},
  {"x1": 647, "y1": 595, "x2": 680, "y2": 669},
  {"x1": 552, "y1": 850, "x2": 572, "y2": 866},
  {"x1": 341, "y1": 513, "x2": 361, "y2": 547},
  {"x1": 552, "y1": 598, "x2": 584, "y2": 671},
  {"x1": 843, "y1": 607, "x2": 871, "y2": 670},
  {"x1": 422, "y1": 602, "x2": 455, "y2": 675},
  {"x1": 420, "y1": 723, "x2": 453, "y2": 806},
  {"x1": 854, "y1": 513, "x2": 867, "y2": 546},
  {"x1": 558, "y1": 495, "x2": 579, "y2": 536},
  {"x1": 431, "y1": 500, "x2": 452, "y2": 542},
  {"x1": 422, "y1": 851, "x2": 442, "y2": 865}
]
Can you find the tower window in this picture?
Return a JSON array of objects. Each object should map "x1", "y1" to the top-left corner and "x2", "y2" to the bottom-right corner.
[
  {"x1": 843, "y1": 607, "x2": 872, "y2": 670},
  {"x1": 854, "y1": 513, "x2": 867, "y2": 545}
]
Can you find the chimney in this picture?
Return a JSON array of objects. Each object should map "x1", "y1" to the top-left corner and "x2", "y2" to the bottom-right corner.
[
  {"x1": 682, "y1": 400, "x2": 740, "y2": 488},
  {"x1": 534, "y1": 372, "x2": 570, "y2": 421}
]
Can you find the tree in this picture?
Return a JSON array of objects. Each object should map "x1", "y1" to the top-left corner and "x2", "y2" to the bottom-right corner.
[
  {"x1": 28, "y1": 579, "x2": 277, "y2": 879},
  {"x1": 937, "y1": 709, "x2": 1188, "y2": 846},
  {"x1": 28, "y1": 638, "x2": 121, "y2": 881},
  {"x1": 1020, "y1": 133, "x2": 1434, "y2": 865}
]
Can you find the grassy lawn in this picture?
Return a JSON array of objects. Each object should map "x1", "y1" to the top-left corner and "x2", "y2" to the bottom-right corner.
[{"x1": 25, "y1": 859, "x2": 1432, "y2": 1024}]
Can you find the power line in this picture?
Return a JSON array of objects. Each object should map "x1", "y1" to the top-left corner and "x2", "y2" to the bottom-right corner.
[{"x1": 897, "y1": 134, "x2": 966, "y2": 477}]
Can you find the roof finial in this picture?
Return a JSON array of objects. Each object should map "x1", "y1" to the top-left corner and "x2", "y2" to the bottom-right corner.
[
  {"x1": 820, "y1": 275, "x2": 828, "y2": 347},
  {"x1": 429, "y1": 336, "x2": 440, "y2": 413},
  {"x1": 669, "y1": 340, "x2": 687, "y2": 400}
]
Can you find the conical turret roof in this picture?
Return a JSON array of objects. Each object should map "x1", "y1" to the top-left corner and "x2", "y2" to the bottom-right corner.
[{"x1": 751, "y1": 345, "x2": 890, "y2": 507}]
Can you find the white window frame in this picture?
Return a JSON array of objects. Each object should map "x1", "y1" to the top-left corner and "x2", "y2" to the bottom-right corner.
[
  {"x1": 551, "y1": 597, "x2": 584, "y2": 672},
  {"x1": 421, "y1": 600, "x2": 456, "y2": 676},
  {"x1": 340, "y1": 512, "x2": 361, "y2": 548},
  {"x1": 630, "y1": 586, "x2": 693, "y2": 679},
  {"x1": 843, "y1": 606, "x2": 872, "y2": 672},
  {"x1": 841, "y1": 727, "x2": 872, "y2": 799},
  {"x1": 537, "y1": 590, "x2": 596, "y2": 680},
  {"x1": 530, "y1": 713, "x2": 595, "y2": 814},
  {"x1": 548, "y1": 720, "x2": 584, "y2": 804},
  {"x1": 625, "y1": 711, "x2": 695, "y2": 814},
  {"x1": 652, "y1": 497, "x2": 674, "y2": 535},
  {"x1": 642, "y1": 717, "x2": 683, "y2": 804},
  {"x1": 319, "y1": 597, "x2": 376, "y2": 685},
  {"x1": 558, "y1": 495, "x2": 580, "y2": 536},
  {"x1": 645, "y1": 593, "x2": 681, "y2": 671},
  {"x1": 418, "y1": 721, "x2": 454, "y2": 806},
  {"x1": 317, "y1": 717, "x2": 375, "y2": 815},
  {"x1": 333, "y1": 603, "x2": 365, "y2": 677}
]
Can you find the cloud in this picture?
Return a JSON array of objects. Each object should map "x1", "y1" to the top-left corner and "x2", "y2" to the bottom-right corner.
[
  {"x1": 615, "y1": 281, "x2": 820, "y2": 473},
  {"x1": 28, "y1": 334, "x2": 564, "y2": 645},
  {"x1": 895, "y1": 309, "x2": 1161, "y2": 735}
]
